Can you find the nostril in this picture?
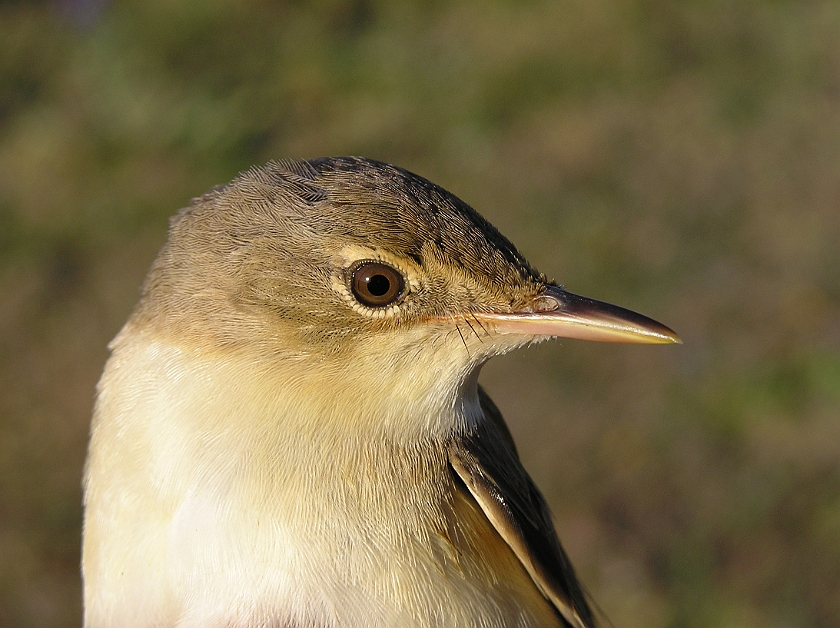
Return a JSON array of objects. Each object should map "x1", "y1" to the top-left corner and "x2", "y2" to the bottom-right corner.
[{"x1": 532, "y1": 295, "x2": 561, "y2": 313}]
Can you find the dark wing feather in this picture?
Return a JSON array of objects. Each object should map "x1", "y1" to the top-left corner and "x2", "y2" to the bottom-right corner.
[{"x1": 448, "y1": 386, "x2": 596, "y2": 628}]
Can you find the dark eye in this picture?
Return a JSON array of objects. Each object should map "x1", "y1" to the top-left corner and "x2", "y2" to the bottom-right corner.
[{"x1": 351, "y1": 261, "x2": 405, "y2": 308}]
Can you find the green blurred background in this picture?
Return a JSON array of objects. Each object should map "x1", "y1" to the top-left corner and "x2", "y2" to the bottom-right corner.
[{"x1": 2, "y1": 1, "x2": 839, "y2": 626}]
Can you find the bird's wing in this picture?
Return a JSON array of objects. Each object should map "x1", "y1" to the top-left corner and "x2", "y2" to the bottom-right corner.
[{"x1": 448, "y1": 386, "x2": 596, "y2": 628}]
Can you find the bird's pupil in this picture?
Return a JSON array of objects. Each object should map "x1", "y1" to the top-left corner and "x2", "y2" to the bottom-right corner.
[{"x1": 367, "y1": 274, "x2": 391, "y2": 296}]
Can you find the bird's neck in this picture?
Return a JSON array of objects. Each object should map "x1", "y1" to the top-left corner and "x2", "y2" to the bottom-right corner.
[{"x1": 89, "y1": 325, "x2": 480, "y2": 493}]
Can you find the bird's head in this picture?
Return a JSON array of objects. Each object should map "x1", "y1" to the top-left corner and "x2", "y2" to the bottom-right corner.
[{"x1": 127, "y1": 157, "x2": 678, "y2": 432}]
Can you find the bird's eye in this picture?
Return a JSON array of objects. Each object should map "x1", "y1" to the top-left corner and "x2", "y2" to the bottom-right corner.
[{"x1": 350, "y1": 261, "x2": 405, "y2": 308}]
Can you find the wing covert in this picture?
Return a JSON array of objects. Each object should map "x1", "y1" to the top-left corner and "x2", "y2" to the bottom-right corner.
[{"x1": 449, "y1": 386, "x2": 596, "y2": 628}]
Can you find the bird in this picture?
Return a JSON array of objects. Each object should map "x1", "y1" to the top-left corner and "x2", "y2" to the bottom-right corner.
[{"x1": 82, "y1": 157, "x2": 680, "y2": 628}]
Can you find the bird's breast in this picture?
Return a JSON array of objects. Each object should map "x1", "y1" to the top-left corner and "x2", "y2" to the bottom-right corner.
[{"x1": 83, "y1": 335, "x2": 559, "y2": 627}]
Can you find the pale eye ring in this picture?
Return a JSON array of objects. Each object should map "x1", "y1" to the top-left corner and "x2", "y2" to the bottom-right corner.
[{"x1": 350, "y1": 261, "x2": 405, "y2": 308}]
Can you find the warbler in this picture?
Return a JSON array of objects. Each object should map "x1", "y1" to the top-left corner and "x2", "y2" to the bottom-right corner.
[{"x1": 82, "y1": 157, "x2": 679, "y2": 628}]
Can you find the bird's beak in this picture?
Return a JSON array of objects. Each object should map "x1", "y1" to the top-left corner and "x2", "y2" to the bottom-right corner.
[{"x1": 473, "y1": 285, "x2": 681, "y2": 344}]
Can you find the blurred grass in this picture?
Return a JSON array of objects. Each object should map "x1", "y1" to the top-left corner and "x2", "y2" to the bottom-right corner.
[{"x1": 1, "y1": 0, "x2": 839, "y2": 626}]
